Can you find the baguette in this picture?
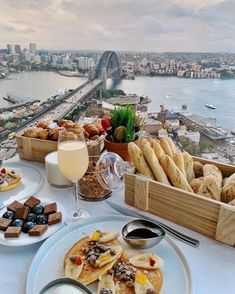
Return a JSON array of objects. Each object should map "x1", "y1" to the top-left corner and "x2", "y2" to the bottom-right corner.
[
  {"x1": 150, "y1": 139, "x2": 165, "y2": 161},
  {"x1": 160, "y1": 155, "x2": 193, "y2": 192},
  {"x1": 166, "y1": 137, "x2": 177, "y2": 156},
  {"x1": 160, "y1": 138, "x2": 173, "y2": 158},
  {"x1": 128, "y1": 142, "x2": 154, "y2": 179},
  {"x1": 142, "y1": 144, "x2": 170, "y2": 186},
  {"x1": 183, "y1": 151, "x2": 195, "y2": 183},
  {"x1": 193, "y1": 161, "x2": 204, "y2": 178},
  {"x1": 173, "y1": 151, "x2": 186, "y2": 177},
  {"x1": 197, "y1": 175, "x2": 221, "y2": 201},
  {"x1": 203, "y1": 164, "x2": 222, "y2": 186},
  {"x1": 140, "y1": 138, "x2": 151, "y2": 152},
  {"x1": 190, "y1": 177, "x2": 203, "y2": 193}
]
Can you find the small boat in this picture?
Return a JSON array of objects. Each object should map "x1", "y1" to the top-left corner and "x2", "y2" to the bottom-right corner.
[{"x1": 205, "y1": 104, "x2": 216, "y2": 110}]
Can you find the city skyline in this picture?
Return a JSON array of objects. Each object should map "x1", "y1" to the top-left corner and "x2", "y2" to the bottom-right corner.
[{"x1": 0, "y1": 0, "x2": 234, "y2": 52}]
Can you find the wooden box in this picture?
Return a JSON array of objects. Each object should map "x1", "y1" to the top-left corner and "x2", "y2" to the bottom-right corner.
[
  {"x1": 16, "y1": 135, "x2": 103, "y2": 163},
  {"x1": 125, "y1": 157, "x2": 235, "y2": 247}
]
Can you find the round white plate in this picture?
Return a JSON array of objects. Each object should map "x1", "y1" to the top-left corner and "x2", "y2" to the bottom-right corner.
[
  {"x1": 0, "y1": 198, "x2": 66, "y2": 247},
  {"x1": 26, "y1": 215, "x2": 192, "y2": 294},
  {"x1": 0, "y1": 162, "x2": 43, "y2": 207}
]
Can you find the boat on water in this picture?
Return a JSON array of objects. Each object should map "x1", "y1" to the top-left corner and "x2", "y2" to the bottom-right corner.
[{"x1": 205, "y1": 104, "x2": 216, "y2": 110}]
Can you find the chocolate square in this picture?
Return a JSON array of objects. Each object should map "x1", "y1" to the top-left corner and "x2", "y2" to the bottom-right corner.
[
  {"x1": 44, "y1": 203, "x2": 57, "y2": 215},
  {"x1": 28, "y1": 225, "x2": 48, "y2": 236},
  {"x1": 48, "y1": 212, "x2": 62, "y2": 225},
  {"x1": 7, "y1": 200, "x2": 23, "y2": 213},
  {"x1": 14, "y1": 206, "x2": 30, "y2": 220},
  {"x1": 4, "y1": 226, "x2": 22, "y2": 238},
  {"x1": 24, "y1": 196, "x2": 40, "y2": 209},
  {"x1": 0, "y1": 218, "x2": 12, "y2": 231}
]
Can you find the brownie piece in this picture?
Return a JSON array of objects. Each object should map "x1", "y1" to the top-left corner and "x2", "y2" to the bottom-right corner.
[
  {"x1": 44, "y1": 203, "x2": 57, "y2": 215},
  {"x1": 4, "y1": 226, "x2": 22, "y2": 238},
  {"x1": 24, "y1": 196, "x2": 40, "y2": 209},
  {"x1": 28, "y1": 224, "x2": 48, "y2": 236},
  {"x1": 48, "y1": 212, "x2": 62, "y2": 225},
  {"x1": 0, "y1": 218, "x2": 12, "y2": 231},
  {"x1": 7, "y1": 200, "x2": 23, "y2": 213},
  {"x1": 14, "y1": 206, "x2": 30, "y2": 220}
]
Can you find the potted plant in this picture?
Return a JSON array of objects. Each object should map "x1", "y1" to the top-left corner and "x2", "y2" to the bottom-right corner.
[{"x1": 101, "y1": 106, "x2": 145, "y2": 161}]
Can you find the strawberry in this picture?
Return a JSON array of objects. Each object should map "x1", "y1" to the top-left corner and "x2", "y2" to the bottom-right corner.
[
  {"x1": 101, "y1": 117, "x2": 111, "y2": 131},
  {"x1": 149, "y1": 257, "x2": 156, "y2": 267},
  {"x1": 75, "y1": 256, "x2": 82, "y2": 266}
]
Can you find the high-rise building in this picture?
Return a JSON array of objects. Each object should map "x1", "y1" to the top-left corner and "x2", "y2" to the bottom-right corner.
[
  {"x1": 7, "y1": 44, "x2": 15, "y2": 54},
  {"x1": 15, "y1": 44, "x2": 21, "y2": 54},
  {"x1": 29, "y1": 43, "x2": 37, "y2": 53}
]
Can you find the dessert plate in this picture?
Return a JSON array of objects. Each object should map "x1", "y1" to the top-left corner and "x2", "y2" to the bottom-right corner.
[
  {"x1": 26, "y1": 215, "x2": 192, "y2": 294},
  {"x1": 0, "y1": 198, "x2": 66, "y2": 247},
  {"x1": 0, "y1": 162, "x2": 43, "y2": 208}
]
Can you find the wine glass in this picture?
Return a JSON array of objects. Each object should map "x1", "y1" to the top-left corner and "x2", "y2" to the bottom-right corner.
[
  {"x1": 58, "y1": 129, "x2": 90, "y2": 222},
  {"x1": 95, "y1": 152, "x2": 133, "y2": 191}
]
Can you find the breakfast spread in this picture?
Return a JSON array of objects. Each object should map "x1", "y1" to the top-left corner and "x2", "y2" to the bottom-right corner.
[
  {"x1": 0, "y1": 167, "x2": 22, "y2": 192},
  {"x1": 128, "y1": 137, "x2": 235, "y2": 204},
  {"x1": 64, "y1": 230, "x2": 163, "y2": 293},
  {"x1": 0, "y1": 196, "x2": 62, "y2": 238}
]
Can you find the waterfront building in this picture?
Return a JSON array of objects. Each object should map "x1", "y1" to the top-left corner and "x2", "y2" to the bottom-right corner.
[
  {"x1": 158, "y1": 128, "x2": 168, "y2": 138},
  {"x1": 143, "y1": 118, "x2": 162, "y2": 135},
  {"x1": 29, "y1": 43, "x2": 37, "y2": 53},
  {"x1": 177, "y1": 129, "x2": 200, "y2": 144},
  {"x1": 15, "y1": 44, "x2": 21, "y2": 54},
  {"x1": 7, "y1": 44, "x2": 15, "y2": 54}
]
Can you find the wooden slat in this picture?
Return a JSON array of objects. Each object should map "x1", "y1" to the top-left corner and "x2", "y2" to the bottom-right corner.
[{"x1": 134, "y1": 176, "x2": 149, "y2": 211}]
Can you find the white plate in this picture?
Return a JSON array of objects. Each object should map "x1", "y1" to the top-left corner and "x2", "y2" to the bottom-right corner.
[
  {"x1": 0, "y1": 198, "x2": 66, "y2": 247},
  {"x1": 0, "y1": 162, "x2": 43, "y2": 207},
  {"x1": 26, "y1": 215, "x2": 192, "y2": 294}
]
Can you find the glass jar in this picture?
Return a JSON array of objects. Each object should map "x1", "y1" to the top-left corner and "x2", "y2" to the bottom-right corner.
[{"x1": 78, "y1": 156, "x2": 111, "y2": 201}]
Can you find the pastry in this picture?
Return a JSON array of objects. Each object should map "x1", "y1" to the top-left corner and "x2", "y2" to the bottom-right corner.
[
  {"x1": 14, "y1": 206, "x2": 30, "y2": 220},
  {"x1": 160, "y1": 155, "x2": 193, "y2": 192},
  {"x1": 28, "y1": 224, "x2": 48, "y2": 236},
  {"x1": 24, "y1": 196, "x2": 41, "y2": 209},
  {"x1": 4, "y1": 227, "x2": 22, "y2": 238},
  {"x1": 128, "y1": 142, "x2": 155, "y2": 179},
  {"x1": 7, "y1": 200, "x2": 23, "y2": 212},
  {"x1": 48, "y1": 212, "x2": 62, "y2": 225},
  {"x1": 197, "y1": 175, "x2": 221, "y2": 201},
  {"x1": 193, "y1": 161, "x2": 204, "y2": 177},
  {"x1": 183, "y1": 151, "x2": 195, "y2": 183},
  {"x1": 190, "y1": 177, "x2": 203, "y2": 193},
  {"x1": 83, "y1": 124, "x2": 99, "y2": 137},
  {"x1": 44, "y1": 203, "x2": 57, "y2": 215},
  {"x1": 49, "y1": 128, "x2": 60, "y2": 141},
  {"x1": 23, "y1": 128, "x2": 39, "y2": 138},
  {"x1": 173, "y1": 150, "x2": 186, "y2": 177},
  {"x1": 0, "y1": 218, "x2": 12, "y2": 231},
  {"x1": 149, "y1": 138, "x2": 165, "y2": 161},
  {"x1": 221, "y1": 173, "x2": 235, "y2": 203},
  {"x1": 38, "y1": 128, "x2": 49, "y2": 140},
  {"x1": 57, "y1": 119, "x2": 73, "y2": 127},
  {"x1": 160, "y1": 138, "x2": 174, "y2": 158},
  {"x1": 96, "y1": 125, "x2": 105, "y2": 135},
  {"x1": 36, "y1": 120, "x2": 49, "y2": 129},
  {"x1": 203, "y1": 164, "x2": 222, "y2": 186},
  {"x1": 0, "y1": 168, "x2": 22, "y2": 192},
  {"x1": 142, "y1": 143, "x2": 170, "y2": 186}
]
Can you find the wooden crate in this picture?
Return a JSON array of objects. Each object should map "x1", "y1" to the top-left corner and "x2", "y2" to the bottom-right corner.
[
  {"x1": 125, "y1": 157, "x2": 235, "y2": 247},
  {"x1": 16, "y1": 135, "x2": 102, "y2": 163}
]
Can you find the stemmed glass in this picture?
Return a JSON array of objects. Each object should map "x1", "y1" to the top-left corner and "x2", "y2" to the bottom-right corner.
[{"x1": 58, "y1": 129, "x2": 90, "y2": 222}]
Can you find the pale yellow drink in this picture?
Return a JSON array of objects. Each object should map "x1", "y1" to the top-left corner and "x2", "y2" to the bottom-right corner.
[{"x1": 58, "y1": 141, "x2": 89, "y2": 182}]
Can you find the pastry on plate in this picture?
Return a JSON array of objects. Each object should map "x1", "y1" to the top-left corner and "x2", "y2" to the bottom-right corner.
[{"x1": 0, "y1": 167, "x2": 22, "y2": 192}]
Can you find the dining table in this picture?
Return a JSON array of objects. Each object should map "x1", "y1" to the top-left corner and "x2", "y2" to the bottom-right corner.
[{"x1": 1, "y1": 155, "x2": 235, "y2": 294}]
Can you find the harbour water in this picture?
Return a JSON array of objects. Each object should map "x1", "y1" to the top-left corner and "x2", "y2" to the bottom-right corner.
[{"x1": 1, "y1": 71, "x2": 235, "y2": 130}]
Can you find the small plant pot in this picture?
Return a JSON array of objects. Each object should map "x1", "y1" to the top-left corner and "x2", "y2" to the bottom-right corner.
[{"x1": 104, "y1": 136, "x2": 138, "y2": 161}]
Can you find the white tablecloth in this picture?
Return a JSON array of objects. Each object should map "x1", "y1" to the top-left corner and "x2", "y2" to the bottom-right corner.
[{"x1": 1, "y1": 157, "x2": 235, "y2": 294}]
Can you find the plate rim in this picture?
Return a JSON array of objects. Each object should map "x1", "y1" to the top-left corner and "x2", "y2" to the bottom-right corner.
[
  {"x1": 26, "y1": 215, "x2": 192, "y2": 294},
  {"x1": 0, "y1": 161, "x2": 44, "y2": 204},
  {"x1": 0, "y1": 197, "x2": 66, "y2": 248}
]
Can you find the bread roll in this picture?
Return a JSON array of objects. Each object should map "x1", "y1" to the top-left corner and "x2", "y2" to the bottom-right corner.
[
  {"x1": 197, "y1": 175, "x2": 221, "y2": 201},
  {"x1": 221, "y1": 173, "x2": 235, "y2": 203},
  {"x1": 190, "y1": 177, "x2": 203, "y2": 193},
  {"x1": 203, "y1": 164, "x2": 222, "y2": 186},
  {"x1": 193, "y1": 161, "x2": 204, "y2": 178},
  {"x1": 160, "y1": 155, "x2": 193, "y2": 192},
  {"x1": 160, "y1": 138, "x2": 173, "y2": 158},
  {"x1": 173, "y1": 151, "x2": 186, "y2": 177},
  {"x1": 166, "y1": 137, "x2": 177, "y2": 156},
  {"x1": 150, "y1": 140, "x2": 165, "y2": 161},
  {"x1": 142, "y1": 144, "x2": 170, "y2": 186},
  {"x1": 183, "y1": 151, "x2": 195, "y2": 183},
  {"x1": 128, "y1": 142, "x2": 154, "y2": 179},
  {"x1": 223, "y1": 177, "x2": 229, "y2": 187}
]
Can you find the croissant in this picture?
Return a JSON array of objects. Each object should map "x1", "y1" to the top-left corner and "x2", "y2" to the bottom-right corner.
[
  {"x1": 37, "y1": 120, "x2": 49, "y2": 129},
  {"x1": 24, "y1": 128, "x2": 40, "y2": 138},
  {"x1": 83, "y1": 124, "x2": 99, "y2": 137},
  {"x1": 49, "y1": 128, "x2": 60, "y2": 141},
  {"x1": 38, "y1": 129, "x2": 49, "y2": 140}
]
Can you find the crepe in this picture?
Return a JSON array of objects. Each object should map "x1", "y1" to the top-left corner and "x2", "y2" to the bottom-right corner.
[{"x1": 64, "y1": 236, "x2": 123, "y2": 285}]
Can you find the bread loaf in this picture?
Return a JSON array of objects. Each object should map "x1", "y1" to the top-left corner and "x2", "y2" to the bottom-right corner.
[
  {"x1": 190, "y1": 177, "x2": 203, "y2": 193},
  {"x1": 203, "y1": 164, "x2": 222, "y2": 186},
  {"x1": 221, "y1": 173, "x2": 235, "y2": 203},
  {"x1": 183, "y1": 151, "x2": 195, "y2": 183},
  {"x1": 173, "y1": 151, "x2": 186, "y2": 177},
  {"x1": 128, "y1": 142, "x2": 154, "y2": 179},
  {"x1": 149, "y1": 139, "x2": 165, "y2": 161},
  {"x1": 160, "y1": 155, "x2": 193, "y2": 192},
  {"x1": 197, "y1": 175, "x2": 221, "y2": 201},
  {"x1": 193, "y1": 161, "x2": 204, "y2": 178},
  {"x1": 166, "y1": 137, "x2": 177, "y2": 156},
  {"x1": 160, "y1": 138, "x2": 173, "y2": 158},
  {"x1": 142, "y1": 144, "x2": 170, "y2": 186}
]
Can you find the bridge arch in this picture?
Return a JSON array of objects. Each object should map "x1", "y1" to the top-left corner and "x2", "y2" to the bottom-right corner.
[{"x1": 95, "y1": 51, "x2": 121, "y2": 80}]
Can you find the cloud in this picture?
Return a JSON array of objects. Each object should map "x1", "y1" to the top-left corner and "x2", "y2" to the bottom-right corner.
[{"x1": 0, "y1": 0, "x2": 234, "y2": 52}]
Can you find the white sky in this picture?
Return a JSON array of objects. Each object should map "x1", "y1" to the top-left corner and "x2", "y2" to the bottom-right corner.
[{"x1": 0, "y1": 0, "x2": 234, "y2": 52}]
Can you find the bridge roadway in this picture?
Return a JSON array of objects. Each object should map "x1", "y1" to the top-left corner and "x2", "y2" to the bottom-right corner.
[{"x1": 0, "y1": 79, "x2": 102, "y2": 160}]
